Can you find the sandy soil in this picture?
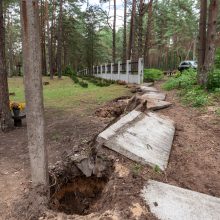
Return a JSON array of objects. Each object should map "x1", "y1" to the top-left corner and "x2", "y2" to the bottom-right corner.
[{"x1": 0, "y1": 82, "x2": 220, "y2": 220}]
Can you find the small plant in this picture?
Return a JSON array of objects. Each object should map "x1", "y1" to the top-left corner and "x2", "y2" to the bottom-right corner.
[
  {"x1": 132, "y1": 163, "x2": 142, "y2": 176},
  {"x1": 154, "y1": 165, "x2": 161, "y2": 173},
  {"x1": 215, "y1": 108, "x2": 220, "y2": 116},
  {"x1": 144, "y1": 68, "x2": 163, "y2": 82},
  {"x1": 207, "y1": 69, "x2": 220, "y2": 91}
]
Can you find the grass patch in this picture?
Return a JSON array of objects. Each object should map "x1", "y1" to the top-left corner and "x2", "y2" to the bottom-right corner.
[
  {"x1": 162, "y1": 69, "x2": 215, "y2": 108},
  {"x1": 8, "y1": 76, "x2": 130, "y2": 112},
  {"x1": 144, "y1": 68, "x2": 163, "y2": 82}
]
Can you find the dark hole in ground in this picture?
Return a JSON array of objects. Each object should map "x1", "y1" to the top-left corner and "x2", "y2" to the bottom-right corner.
[{"x1": 50, "y1": 175, "x2": 109, "y2": 215}]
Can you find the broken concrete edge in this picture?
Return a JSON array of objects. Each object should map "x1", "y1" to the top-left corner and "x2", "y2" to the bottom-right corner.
[
  {"x1": 141, "y1": 180, "x2": 220, "y2": 220},
  {"x1": 97, "y1": 110, "x2": 141, "y2": 144}
]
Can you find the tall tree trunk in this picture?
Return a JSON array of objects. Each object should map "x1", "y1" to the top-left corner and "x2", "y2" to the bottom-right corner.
[
  {"x1": 144, "y1": 0, "x2": 153, "y2": 67},
  {"x1": 0, "y1": 0, "x2": 13, "y2": 132},
  {"x1": 20, "y1": 0, "x2": 49, "y2": 188},
  {"x1": 138, "y1": 0, "x2": 144, "y2": 58},
  {"x1": 50, "y1": 0, "x2": 56, "y2": 79},
  {"x1": 112, "y1": 0, "x2": 116, "y2": 63},
  {"x1": 57, "y1": 0, "x2": 63, "y2": 79},
  {"x1": 128, "y1": 0, "x2": 137, "y2": 60},
  {"x1": 197, "y1": 0, "x2": 207, "y2": 84},
  {"x1": 122, "y1": 0, "x2": 127, "y2": 62},
  {"x1": 40, "y1": 0, "x2": 47, "y2": 75},
  {"x1": 198, "y1": 0, "x2": 219, "y2": 86},
  {"x1": 45, "y1": 0, "x2": 52, "y2": 78},
  {"x1": 203, "y1": 0, "x2": 219, "y2": 80}
]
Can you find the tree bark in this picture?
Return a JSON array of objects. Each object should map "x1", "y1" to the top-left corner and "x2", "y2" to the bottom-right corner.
[
  {"x1": 197, "y1": 0, "x2": 207, "y2": 84},
  {"x1": 122, "y1": 0, "x2": 127, "y2": 62},
  {"x1": 144, "y1": 0, "x2": 153, "y2": 68},
  {"x1": 40, "y1": 0, "x2": 47, "y2": 76},
  {"x1": 20, "y1": 0, "x2": 49, "y2": 188},
  {"x1": 45, "y1": 0, "x2": 52, "y2": 78},
  {"x1": 128, "y1": 0, "x2": 137, "y2": 60},
  {"x1": 203, "y1": 0, "x2": 219, "y2": 80},
  {"x1": 198, "y1": 0, "x2": 219, "y2": 86},
  {"x1": 138, "y1": 0, "x2": 145, "y2": 58},
  {"x1": 57, "y1": 0, "x2": 63, "y2": 79},
  {"x1": 112, "y1": 0, "x2": 116, "y2": 63},
  {"x1": 0, "y1": 0, "x2": 13, "y2": 132},
  {"x1": 50, "y1": 0, "x2": 56, "y2": 79}
]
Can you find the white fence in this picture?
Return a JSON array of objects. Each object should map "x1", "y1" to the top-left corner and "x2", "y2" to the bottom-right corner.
[{"x1": 78, "y1": 58, "x2": 144, "y2": 84}]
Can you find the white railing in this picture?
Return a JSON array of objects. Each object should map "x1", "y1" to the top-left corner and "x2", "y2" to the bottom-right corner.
[{"x1": 78, "y1": 58, "x2": 144, "y2": 84}]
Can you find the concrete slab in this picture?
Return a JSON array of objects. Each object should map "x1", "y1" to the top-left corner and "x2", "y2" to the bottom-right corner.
[
  {"x1": 98, "y1": 110, "x2": 175, "y2": 170},
  {"x1": 142, "y1": 82, "x2": 154, "y2": 87},
  {"x1": 146, "y1": 99, "x2": 172, "y2": 111},
  {"x1": 141, "y1": 180, "x2": 220, "y2": 220},
  {"x1": 141, "y1": 92, "x2": 166, "y2": 101},
  {"x1": 140, "y1": 86, "x2": 158, "y2": 92}
]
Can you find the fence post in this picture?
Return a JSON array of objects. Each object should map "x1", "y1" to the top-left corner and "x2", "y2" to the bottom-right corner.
[
  {"x1": 118, "y1": 61, "x2": 121, "y2": 81},
  {"x1": 138, "y1": 58, "x2": 144, "y2": 84},
  {"x1": 100, "y1": 65, "x2": 103, "y2": 78},
  {"x1": 126, "y1": 60, "x2": 130, "y2": 83},
  {"x1": 105, "y1": 63, "x2": 107, "y2": 79}
]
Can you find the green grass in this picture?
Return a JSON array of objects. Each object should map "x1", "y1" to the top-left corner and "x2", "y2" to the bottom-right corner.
[
  {"x1": 162, "y1": 69, "x2": 218, "y2": 108},
  {"x1": 8, "y1": 76, "x2": 131, "y2": 112}
]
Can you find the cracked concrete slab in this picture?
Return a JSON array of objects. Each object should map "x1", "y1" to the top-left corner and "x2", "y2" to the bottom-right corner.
[
  {"x1": 146, "y1": 99, "x2": 172, "y2": 111},
  {"x1": 97, "y1": 110, "x2": 175, "y2": 170},
  {"x1": 141, "y1": 92, "x2": 166, "y2": 101},
  {"x1": 140, "y1": 86, "x2": 158, "y2": 92},
  {"x1": 141, "y1": 180, "x2": 220, "y2": 220}
]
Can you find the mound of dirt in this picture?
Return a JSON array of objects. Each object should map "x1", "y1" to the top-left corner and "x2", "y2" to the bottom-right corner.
[{"x1": 95, "y1": 96, "x2": 130, "y2": 118}]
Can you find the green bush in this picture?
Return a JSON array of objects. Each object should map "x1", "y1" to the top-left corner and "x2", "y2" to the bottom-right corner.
[
  {"x1": 215, "y1": 48, "x2": 220, "y2": 69},
  {"x1": 144, "y1": 68, "x2": 163, "y2": 82},
  {"x1": 79, "y1": 81, "x2": 88, "y2": 88},
  {"x1": 207, "y1": 69, "x2": 220, "y2": 91},
  {"x1": 162, "y1": 69, "x2": 197, "y2": 91}
]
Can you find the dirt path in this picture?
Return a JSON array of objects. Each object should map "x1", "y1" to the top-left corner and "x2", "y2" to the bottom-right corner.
[{"x1": 1, "y1": 82, "x2": 220, "y2": 220}]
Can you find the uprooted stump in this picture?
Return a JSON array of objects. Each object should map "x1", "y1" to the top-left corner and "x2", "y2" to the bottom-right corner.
[{"x1": 49, "y1": 145, "x2": 114, "y2": 216}]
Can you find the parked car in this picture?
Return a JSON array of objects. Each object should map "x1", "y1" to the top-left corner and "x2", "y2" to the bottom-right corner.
[{"x1": 178, "y1": 60, "x2": 198, "y2": 72}]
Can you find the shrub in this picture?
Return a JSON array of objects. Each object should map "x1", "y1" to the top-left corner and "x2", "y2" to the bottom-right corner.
[
  {"x1": 162, "y1": 69, "x2": 197, "y2": 91},
  {"x1": 207, "y1": 69, "x2": 220, "y2": 91},
  {"x1": 215, "y1": 48, "x2": 220, "y2": 69},
  {"x1": 79, "y1": 81, "x2": 88, "y2": 88},
  {"x1": 144, "y1": 68, "x2": 163, "y2": 82},
  {"x1": 180, "y1": 86, "x2": 210, "y2": 107}
]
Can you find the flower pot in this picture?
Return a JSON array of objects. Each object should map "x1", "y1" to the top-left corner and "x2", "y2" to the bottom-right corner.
[{"x1": 13, "y1": 109, "x2": 20, "y2": 117}]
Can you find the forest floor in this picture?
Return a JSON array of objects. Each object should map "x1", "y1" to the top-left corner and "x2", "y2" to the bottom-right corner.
[{"x1": 0, "y1": 77, "x2": 220, "y2": 220}]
